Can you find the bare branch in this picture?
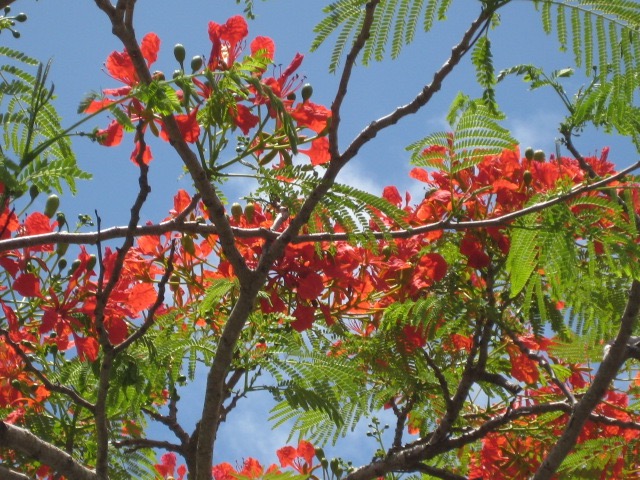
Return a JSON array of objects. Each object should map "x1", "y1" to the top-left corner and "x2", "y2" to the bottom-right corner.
[
  {"x1": 0, "y1": 465, "x2": 33, "y2": 480},
  {"x1": 112, "y1": 437, "x2": 182, "y2": 454},
  {"x1": 339, "y1": 9, "x2": 492, "y2": 164},
  {"x1": 328, "y1": 0, "x2": 382, "y2": 159},
  {"x1": 0, "y1": 422, "x2": 97, "y2": 480},
  {"x1": 533, "y1": 280, "x2": 640, "y2": 480},
  {"x1": 422, "y1": 349, "x2": 453, "y2": 409},
  {"x1": 411, "y1": 464, "x2": 467, "y2": 480},
  {"x1": 476, "y1": 371, "x2": 521, "y2": 396}
]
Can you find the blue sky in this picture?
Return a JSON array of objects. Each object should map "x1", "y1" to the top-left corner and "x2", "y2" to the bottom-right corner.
[{"x1": 7, "y1": 0, "x2": 640, "y2": 470}]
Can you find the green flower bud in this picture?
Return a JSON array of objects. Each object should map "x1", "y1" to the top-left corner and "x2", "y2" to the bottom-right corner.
[
  {"x1": 44, "y1": 194, "x2": 59, "y2": 218},
  {"x1": 523, "y1": 170, "x2": 533, "y2": 186},
  {"x1": 230, "y1": 202, "x2": 243, "y2": 222},
  {"x1": 57, "y1": 258, "x2": 67, "y2": 271},
  {"x1": 524, "y1": 147, "x2": 534, "y2": 161},
  {"x1": 181, "y1": 235, "x2": 196, "y2": 255},
  {"x1": 174, "y1": 43, "x2": 186, "y2": 65},
  {"x1": 69, "y1": 259, "x2": 81, "y2": 274},
  {"x1": 56, "y1": 242, "x2": 69, "y2": 256},
  {"x1": 301, "y1": 83, "x2": 313, "y2": 102},
  {"x1": 29, "y1": 185, "x2": 39, "y2": 201},
  {"x1": 86, "y1": 254, "x2": 97, "y2": 271},
  {"x1": 533, "y1": 150, "x2": 546, "y2": 162},
  {"x1": 15, "y1": 13, "x2": 27, "y2": 22},
  {"x1": 56, "y1": 212, "x2": 67, "y2": 228},
  {"x1": 191, "y1": 55, "x2": 203, "y2": 73},
  {"x1": 244, "y1": 203, "x2": 255, "y2": 223}
]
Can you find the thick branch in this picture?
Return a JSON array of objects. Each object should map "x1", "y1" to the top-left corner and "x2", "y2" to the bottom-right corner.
[
  {"x1": 0, "y1": 465, "x2": 33, "y2": 480},
  {"x1": 533, "y1": 280, "x2": 640, "y2": 480},
  {"x1": 0, "y1": 422, "x2": 97, "y2": 480}
]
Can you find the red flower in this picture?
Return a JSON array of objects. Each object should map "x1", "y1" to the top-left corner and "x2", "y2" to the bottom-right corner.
[
  {"x1": 154, "y1": 452, "x2": 186, "y2": 480},
  {"x1": 276, "y1": 440, "x2": 316, "y2": 474},
  {"x1": 95, "y1": 120, "x2": 124, "y2": 146},
  {"x1": 104, "y1": 32, "x2": 160, "y2": 92},
  {"x1": 290, "y1": 101, "x2": 331, "y2": 133},
  {"x1": 208, "y1": 15, "x2": 249, "y2": 70},
  {"x1": 160, "y1": 109, "x2": 201, "y2": 143},
  {"x1": 300, "y1": 137, "x2": 331, "y2": 166}
]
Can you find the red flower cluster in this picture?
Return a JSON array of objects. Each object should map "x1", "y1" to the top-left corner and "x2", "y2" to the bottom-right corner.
[{"x1": 85, "y1": 15, "x2": 332, "y2": 167}]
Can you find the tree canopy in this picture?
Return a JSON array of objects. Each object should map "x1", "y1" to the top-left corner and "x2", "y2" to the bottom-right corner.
[{"x1": 1, "y1": 1, "x2": 640, "y2": 479}]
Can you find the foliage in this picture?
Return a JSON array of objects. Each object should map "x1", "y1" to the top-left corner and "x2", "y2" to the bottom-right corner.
[{"x1": 1, "y1": 1, "x2": 640, "y2": 480}]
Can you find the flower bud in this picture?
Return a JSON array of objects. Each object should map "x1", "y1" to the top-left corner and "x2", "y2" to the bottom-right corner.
[
  {"x1": 244, "y1": 202, "x2": 255, "y2": 223},
  {"x1": 523, "y1": 170, "x2": 532, "y2": 186},
  {"x1": 15, "y1": 13, "x2": 27, "y2": 22},
  {"x1": 524, "y1": 147, "x2": 534, "y2": 161},
  {"x1": 190, "y1": 55, "x2": 203, "y2": 73},
  {"x1": 301, "y1": 83, "x2": 313, "y2": 102},
  {"x1": 533, "y1": 150, "x2": 546, "y2": 162},
  {"x1": 181, "y1": 235, "x2": 196, "y2": 255},
  {"x1": 29, "y1": 184, "x2": 39, "y2": 201},
  {"x1": 174, "y1": 43, "x2": 186, "y2": 65},
  {"x1": 44, "y1": 194, "x2": 59, "y2": 218},
  {"x1": 230, "y1": 202, "x2": 243, "y2": 222},
  {"x1": 56, "y1": 242, "x2": 69, "y2": 256},
  {"x1": 86, "y1": 254, "x2": 97, "y2": 271}
]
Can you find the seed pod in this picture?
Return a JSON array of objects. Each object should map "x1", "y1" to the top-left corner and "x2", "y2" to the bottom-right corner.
[
  {"x1": 524, "y1": 147, "x2": 534, "y2": 161},
  {"x1": 44, "y1": 194, "x2": 59, "y2": 218},
  {"x1": 301, "y1": 83, "x2": 313, "y2": 102},
  {"x1": 174, "y1": 43, "x2": 186, "y2": 65},
  {"x1": 533, "y1": 150, "x2": 546, "y2": 162},
  {"x1": 230, "y1": 202, "x2": 243, "y2": 222}
]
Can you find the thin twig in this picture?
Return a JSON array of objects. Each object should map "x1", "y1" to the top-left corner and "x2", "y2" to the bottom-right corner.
[
  {"x1": 505, "y1": 329, "x2": 577, "y2": 406},
  {"x1": 0, "y1": 329, "x2": 95, "y2": 412}
]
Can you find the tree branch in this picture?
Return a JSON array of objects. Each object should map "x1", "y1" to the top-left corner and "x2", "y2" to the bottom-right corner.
[
  {"x1": 0, "y1": 422, "x2": 97, "y2": 480},
  {"x1": 2, "y1": 158, "x2": 637, "y2": 254},
  {"x1": 0, "y1": 329, "x2": 95, "y2": 412},
  {"x1": 339, "y1": 8, "x2": 492, "y2": 164},
  {"x1": 411, "y1": 463, "x2": 467, "y2": 480},
  {"x1": 0, "y1": 465, "x2": 33, "y2": 480}
]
